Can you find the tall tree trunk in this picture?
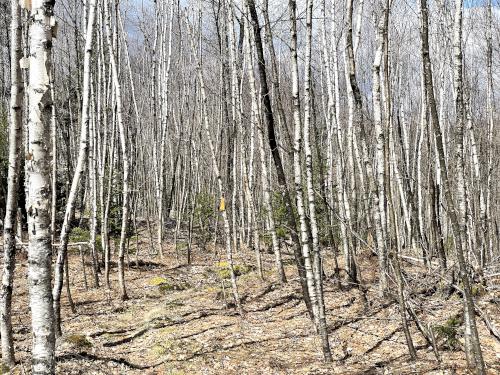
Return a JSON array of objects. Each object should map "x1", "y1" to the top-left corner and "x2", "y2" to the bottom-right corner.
[
  {"x1": 52, "y1": 0, "x2": 97, "y2": 336},
  {"x1": 187, "y1": 16, "x2": 242, "y2": 315},
  {"x1": 289, "y1": 0, "x2": 319, "y2": 328},
  {"x1": 104, "y1": 0, "x2": 130, "y2": 301},
  {"x1": 246, "y1": 0, "x2": 312, "y2": 316},
  {"x1": 1, "y1": 0, "x2": 23, "y2": 367},
  {"x1": 419, "y1": 0, "x2": 485, "y2": 371},
  {"x1": 485, "y1": 0, "x2": 494, "y2": 263},
  {"x1": 26, "y1": 0, "x2": 57, "y2": 372},
  {"x1": 301, "y1": 0, "x2": 332, "y2": 361},
  {"x1": 344, "y1": 0, "x2": 362, "y2": 283},
  {"x1": 244, "y1": 10, "x2": 286, "y2": 283},
  {"x1": 372, "y1": 1, "x2": 389, "y2": 295},
  {"x1": 451, "y1": 0, "x2": 485, "y2": 371},
  {"x1": 156, "y1": 0, "x2": 174, "y2": 258}
]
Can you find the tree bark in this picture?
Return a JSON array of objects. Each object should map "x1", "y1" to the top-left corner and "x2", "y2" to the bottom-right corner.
[
  {"x1": 419, "y1": 0, "x2": 485, "y2": 371},
  {"x1": 246, "y1": 0, "x2": 312, "y2": 316},
  {"x1": 1, "y1": 0, "x2": 23, "y2": 367},
  {"x1": 52, "y1": 0, "x2": 97, "y2": 336},
  {"x1": 25, "y1": 0, "x2": 58, "y2": 372},
  {"x1": 104, "y1": 0, "x2": 130, "y2": 301}
]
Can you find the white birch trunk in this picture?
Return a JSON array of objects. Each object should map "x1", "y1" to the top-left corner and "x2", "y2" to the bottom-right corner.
[
  {"x1": 187, "y1": 17, "x2": 242, "y2": 314},
  {"x1": 1, "y1": 0, "x2": 24, "y2": 366},
  {"x1": 52, "y1": 0, "x2": 97, "y2": 335},
  {"x1": 26, "y1": 1, "x2": 58, "y2": 372},
  {"x1": 302, "y1": 0, "x2": 332, "y2": 361},
  {"x1": 244, "y1": 9, "x2": 286, "y2": 283},
  {"x1": 104, "y1": 0, "x2": 130, "y2": 300},
  {"x1": 156, "y1": 0, "x2": 174, "y2": 257},
  {"x1": 372, "y1": 5, "x2": 388, "y2": 294}
]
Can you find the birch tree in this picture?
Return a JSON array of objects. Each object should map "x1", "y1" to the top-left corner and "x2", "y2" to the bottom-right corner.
[
  {"x1": 246, "y1": 0, "x2": 312, "y2": 315},
  {"x1": 419, "y1": 0, "x2": 485, "y2": 371},
  {"x1": 187, "y1": 13, "x2": 242, "y2": 314},
  {"x1": 451, "y1": 0, "x2": 485, "y2": 370},
  {"x1": 25, "y1": 0, "x2": 58, "y2": 372},
  {"x1": 104, "y1": 0, "x2": 130, "y2": 301},
  {"x1": 1, "y1": 0, "x2": 23, "y2": 366},
  {"x1": 52, "y1": 0, "x2": 97, "y2": 336}
]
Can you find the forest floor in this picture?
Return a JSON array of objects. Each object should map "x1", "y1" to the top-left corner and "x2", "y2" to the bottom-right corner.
[{"x1": 5, "y1": 235, "x2": 500, "y2": 374}]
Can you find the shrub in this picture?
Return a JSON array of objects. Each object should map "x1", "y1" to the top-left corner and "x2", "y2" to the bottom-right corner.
[
  {"x1": 69, "y1": 227, "x2": 102, "y2": 252},
  {"x1": 271, "y1": 192, "x2": 288, "y2": 239},
  {"x1": 194, "y1": 192, "x2": 215, "y2": 248},
  {"x1": 434, "y1": 315, "x2": 462, "y2": 350}
]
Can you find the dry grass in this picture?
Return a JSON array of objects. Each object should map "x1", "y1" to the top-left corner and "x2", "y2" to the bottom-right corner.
[{"x1": 4, "y1": 238, "x2": 500, "y2": 374}]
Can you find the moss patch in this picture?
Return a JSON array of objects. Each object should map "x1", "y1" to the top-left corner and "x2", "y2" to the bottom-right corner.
[
  {"x1": 65, "y1": 334, "x2": 92, "y2": 348},
  {"x1": 151, "y1": 340, "x2": 176, "y2": 356},
  {"x1": 214, "y1": 261, "x2": 251, "y2": 279},
  {"x1": 161, "y1": 283, "x2": 191, "y2": 294},
  {"x1": 149, "y1": 276, "x2": 169, "y2": 286},
  {"x1": 148, "y1": 276, "x2": 191, "y2": 293}
]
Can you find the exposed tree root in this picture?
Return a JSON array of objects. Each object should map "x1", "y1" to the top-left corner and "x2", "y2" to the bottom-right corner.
[
  {"x1": 248, "y1": 293, "x2": 302, "y2": 312},
  {"x1": 362, "y1": 327, "x2": 402, "y2": 355},
  {"x1": 57, "y1": 352, "x2": 161, "y2": 370},
  {"x1": 327, "y1": 300, "x2": 395, "y2": 333},
  {"x1": 174, "y1": 322, "x2": 234, "y2": 340},
  {"x1": 103, "y1": 327, "x2": 150, "y2": 347}
]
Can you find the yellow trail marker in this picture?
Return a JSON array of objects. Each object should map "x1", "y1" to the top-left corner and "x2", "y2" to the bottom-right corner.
[{"x1": 219, "y1": 197, "x2": 225, "y2": 212}]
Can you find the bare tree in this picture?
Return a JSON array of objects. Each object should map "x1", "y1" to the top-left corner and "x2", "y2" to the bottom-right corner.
[
  {"x1": 25, "y1": 0, "x2": 58, "y2": 372},
  {"x1": 53, "y1": 0, "x2": 97, "y2": 336},
  {"x1": 1, "y1": 0, "x2": 23, "y2": 367}
]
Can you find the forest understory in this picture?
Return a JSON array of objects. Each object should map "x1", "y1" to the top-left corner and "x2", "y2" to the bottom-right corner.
[{"x1": 5, "y1": 229, "x2": 500, "y2": 375}]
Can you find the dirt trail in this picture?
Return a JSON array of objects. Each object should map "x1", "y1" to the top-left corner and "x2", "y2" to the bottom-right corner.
[{"x1": 7, "y1": 243, "x2": 500, "y2": 374}]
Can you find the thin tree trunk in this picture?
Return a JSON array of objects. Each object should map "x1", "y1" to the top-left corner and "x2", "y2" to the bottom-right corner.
[
  {"x1": 419, "y1": 0, "x2": 485, "y2": 371},
  {"x1": 244, "y1": 11, "x2": 286, "y2": 283},
  {"x1": 156, "y1": 0, "x2": 175, "y2": 258},
  {"x1": 52, "y1": 0, "x2": 97, "y2": 336},
  {"x1": 451, "y1": 0, "x2": 485, "y2": 370},
  {"x1": 301, "y1": 0, "x2": 332, "y2": 361},
  {"x1": 104, "y1": 0, "x2": 130, "y2": 301},
  {"x1": 372, "y1": 1, "x2": 389, "y2": 295},
  {"x1": 1, "y1": 0, "x2": 23, "y2": 366},
  {"x1": 246, "y1": 0, "x2": 312, "y2": 316},
  {"x1": 187, "y1": 16, "x2": 243, "y2": 315}
]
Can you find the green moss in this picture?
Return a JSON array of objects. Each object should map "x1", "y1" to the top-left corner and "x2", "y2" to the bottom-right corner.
[
  {"x1": 215, "y1": 261, "x2": 251, "y2": 279},
  {"x1": 165, "y1": 299, "x2": 185, "y2": 308},
  {"x1": 151, "y1": 341, "x2": 175, "y2": 356},
  {"x1": 66, "y1": 334, "x2": 92, "y2": 348},
  {"x1": 149, "y1": 276, "x2": 190, "y2": 294},
  {"x1": 149, "y1": 276, "x2": 168, "y2": 286},
  {"x1": 471, "y1": 283, "x2": 486, "y2": 297},
  {"x1": 176, "y1": 242, "x2": 188, "y2": 250}
]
